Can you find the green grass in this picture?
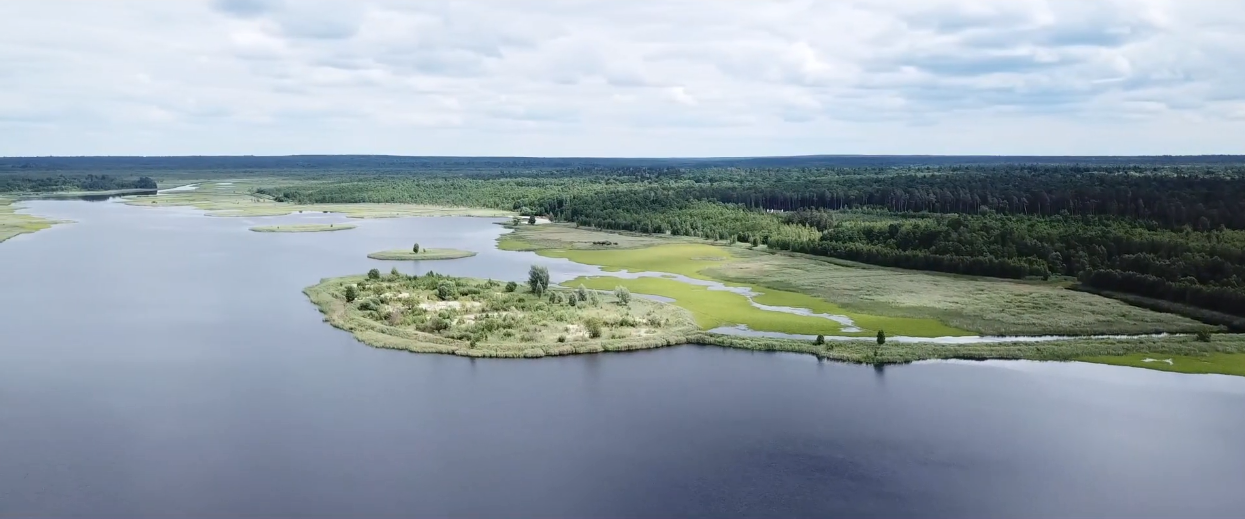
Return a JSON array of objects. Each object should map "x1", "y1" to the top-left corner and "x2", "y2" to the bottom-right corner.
[
  {"x1": 707, "y1": 250, "x2": 1210, "y2": 336},
  {"x1": 0, "y1": 198, "x2": 65, "y2": 244},
  {"x1": 541, "y1": 243, "x2": 735, "y2": 279},
  {"x1": 249, "y1": 223, "x2": 356, "y2": 233},
  {"x1": 1079, "y1": 352, "x2": 1245, "y2": 377},
  {"x1": 124, "y1": 179, "x2": 515, "y2": 219},
  {"x1": 498, "y1": 223, "x2": 678, "y2": 251},
  {"x1": 367, "y1": 248, "x2": 477, "y2": 260},
  {"x1": 567, "y1": 276, "x2": 964, "y2": 337}
]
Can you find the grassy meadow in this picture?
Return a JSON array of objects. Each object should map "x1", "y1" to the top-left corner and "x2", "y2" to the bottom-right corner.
[
  {"x1": 250, "y1": 223, "x2": 356, "y2": 233},
  {"x1": 0, "y1": 198, "x2": 64, "y2": 244},
  {"x1": 367, "y1": 248, "x2": 476, "y2": 260},
  {"x1": 1078, "y1": 351, "x2": 1245, "y2": 377}
]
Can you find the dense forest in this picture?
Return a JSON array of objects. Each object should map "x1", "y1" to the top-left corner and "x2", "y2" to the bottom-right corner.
[
  {"x1": 0, "y1": 174, "x2": 156, "y2": 193},
  {"x1": 255, "y1": 163, "x2": 1245, "y2": 321},
  {"x1": 5, "y1": 156, "x2": 1244, "y2": 321}
]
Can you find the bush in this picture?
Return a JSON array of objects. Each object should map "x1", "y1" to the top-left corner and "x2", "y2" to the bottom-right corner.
[
  {"x1": 876, "y1": 330, "x2": 886, "y2": 346},
  {"x1": 585, "y1": 317, "x2": 603, "y2": 338},
  {"x1": 367, "y1": 268, "x2": 381, "y2": 280},
  {"x1": 1196, "y1": 330, "x2": 1213, "y2": 342},
  {"x1": 614, "y1": 286, "x2": 631, "y2": 306},
  {"x1": 814, "y1": 334, "x2": 825, "y2": 345},
  {"x1": 424, "y1": 316, "x2": 450, "y2": 332},
  {"x1": 576, "y1": 285, "x2": 589, "y2": 302},
  {"x1": 437, "y1": 280, "x2": 457, "y2": 300},
  {"x1": 557, "y1": 335, "x2": 567, "y2": 343},
  {"x1": 344, "y1": 285, "x2": 358, "y2": 303},
  {"x1": 505, "y1": 281, "x2": 518, "y2": 292},
  {"x1": 412, "y1": 243, "x2": 420, "y2": 253},
  {"x1": 390, "y1": 267, "x2": 400, "y2": 278},
  {"x1": 568, "y1": 296, "x2": 578, "y2": 307}
]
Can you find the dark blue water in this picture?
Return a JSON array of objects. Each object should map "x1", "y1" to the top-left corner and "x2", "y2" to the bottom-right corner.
[{"x1": 2, "y1": 200, "x2": 1244, "y2": 517}]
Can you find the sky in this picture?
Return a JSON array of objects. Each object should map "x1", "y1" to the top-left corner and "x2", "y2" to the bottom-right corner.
[{"x1": 1, "y1": 0, "x2": 1243, "y2": 157}]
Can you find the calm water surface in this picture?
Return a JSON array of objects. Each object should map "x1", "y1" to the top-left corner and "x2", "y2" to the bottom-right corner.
[{"x1": 2, "y1": 200, "x2": 1244, "y2": 518}]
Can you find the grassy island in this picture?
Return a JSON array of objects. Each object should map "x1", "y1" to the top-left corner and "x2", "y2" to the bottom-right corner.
[
  {"x1": 304, "y1": 269, "x2": 699, "y2": 358},
  {"x1": 368, "y1": 248, "x2": 476, "y2": 261},
  {"x1": 249, "y1": 223, "x2": 356, "y2": 233}
]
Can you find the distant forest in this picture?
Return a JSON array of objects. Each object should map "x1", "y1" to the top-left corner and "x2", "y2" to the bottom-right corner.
[{"x1": 5, "y1": 155, "x2": 1245, "y2": 324}]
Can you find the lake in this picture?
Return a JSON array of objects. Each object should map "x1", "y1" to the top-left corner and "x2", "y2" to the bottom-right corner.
[{"x1": 2, "y1": 199, "x2": 1244, "y2": 517}]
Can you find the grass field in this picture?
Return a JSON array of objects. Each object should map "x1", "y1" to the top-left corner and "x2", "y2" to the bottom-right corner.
[
  {"x1": 498, "y1": 223, "x2": 678, "y2": 251},
  {"x1": 0, "y1": 198, "x2": 64, "y2": 244},
  {"x1": 249, "y1": 223, "x2": 356, "y2": 233},
  {"x1": 126, "y1": 180, "x2": 515, "y2": 219},
  {"x1": 367, "y1": 248, "x2": 476, "y2": 260},
  {"x1": 1078, "y1": 352, "x2": 1245, "y2": 377},
  {"x1": 708, "y1": 251, "x2": 1209, "y2": 336}
]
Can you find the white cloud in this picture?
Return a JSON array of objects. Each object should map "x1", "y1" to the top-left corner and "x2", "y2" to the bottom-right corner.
[{"x1": 0, "y1": 0, "x2": 1241, "y2": 156}]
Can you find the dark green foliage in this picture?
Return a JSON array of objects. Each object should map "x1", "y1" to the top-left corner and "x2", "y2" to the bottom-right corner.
[
  {"x1": 367, "y1": 268, "x2": 381, "y2": 280},
  {"x1": 528, "y1": 265, "x2": 550, "y2": 295},
  {"x1": 877, "y1": 330, "x2": 886, "y2": 346},
  {"x1": 412, "y1": 243, "x2": 420, "y2": 253},
  {"x1": 344, "y1": 285, "x2": 358, "y2": 303},
  {"x1": 505, "y1": 281, "x2": 518, "y2": 292},
  {"x1": 0, "y1": 174, "x2": 156, "y2": 193},
  {"x1": 615, "y1": 286, "x2": 631, "y2": 306},
  {"x1": 390, "y1": 267, "x2": 400, "y2": 278},
  {"x1": 1197, "y1": 330, "x2": 1213, "y2": 342},
  {"x1": 576, "y1": 284, "x2": 589, "y2": 302},
  {"x1": 815, "y1": 334, "x2": 825, "y2": 345},
  {"x1": 528, "y1": 215, "x2": 537, "y2": 225}
]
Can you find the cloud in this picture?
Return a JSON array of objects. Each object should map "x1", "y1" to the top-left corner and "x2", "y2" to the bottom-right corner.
[{"x1": 0, "y1": 0, "x2": 1241, "y2": 156}]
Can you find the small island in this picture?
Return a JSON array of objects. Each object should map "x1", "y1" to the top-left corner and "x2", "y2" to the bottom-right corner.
[
  {"x1": 304, "y1": 266, "x2": 698, "y2": 357},
  {"x1": 249, "y1": 223, "x2": 356, "y2": 233},
  {"x1": 367, "y1": 248, "x2": 476, "y2": 261}
]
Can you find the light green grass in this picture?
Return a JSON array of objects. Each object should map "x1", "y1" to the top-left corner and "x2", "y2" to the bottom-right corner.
[
  {"x1": 498, "y1": 223, "x2": 679, "y2": 251},
  {"x1": 0, "y1": 198, "x2": 66, "y2": 244},
  {"x1": 707, "y1": 250, "x2": 1210, "y2": 336},
  {"x1": 542, "y1": 243, "x2": 736, "y2": 279},
  {"x1": 125, "y1": 180, "x2": 515, "y2": 219},
  {"x1": 567, "y1": 275, "x2": 964, "y2": 337},
  {"x1": 367, "y1": 248, "x2": 477, "y2": 260},
  {"x1": 249, "y1": 223, "x2": 356, "y2": 233},
  {"x1": 1079, "y1": 352, "x2": 1245, "y2": 377}
]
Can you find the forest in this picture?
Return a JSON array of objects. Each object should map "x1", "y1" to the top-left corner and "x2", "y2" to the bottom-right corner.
[
  {"x1": 4, "y1": 156, "x2": 1244, "y2": 320},
  {"x1": 255, "y1": 163, "x2": 1245, "y2": 321}
]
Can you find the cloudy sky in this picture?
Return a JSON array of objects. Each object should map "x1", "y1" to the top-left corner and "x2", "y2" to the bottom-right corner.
[{"x1": 1, "y1": 0, "x2": 1242, "y2": 156}]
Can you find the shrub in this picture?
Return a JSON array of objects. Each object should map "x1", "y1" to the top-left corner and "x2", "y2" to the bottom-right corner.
[
  {"x1": 390, "y1": 267, "x2": 400, "y2": 278},
  {"x1": 557, "y1": 335, "x2": 567, "y2": 343},
  {"x1": 367, "y1": 268, "x2": 381, "y2": 280},
  {"x1": 585, "y1": 317, "x2": 603, "y2": 338},
  {"x1": 437, "y1": 280, "x2": 457, "y2": 301},
  {"x1": 359, "y1": 299, "x2": 378, "y2": 312},
  {"x1": 344, "y1": 285, "x2": 358, "y2": 303},
  {"x1": 1196, "y1": 330, "x2": 1213, "y2": 342},
  {"x1": 505, "y1": 281, "x2": 518, "y2": 292},
  {"x1": 528, "y1": 215, "x2": 537, "y2": 225},
  {"x1": 568, "y1": 296, "x2": 577, "y2": 307},
  {"x1": 815, "y1": 334, "x2": 825, "y2": 345},
  {"x1": 528, "y1": 265, "x2": 550, "y2": 295},
  {"x1": 614, "y1": 286, "x2": 631, "y2": 306},
  {"x1": 576, "y1": 285, "x2": 589, "y2": 302},
  {"x1": 412, "y1": 243, "x2": 420, "y2": 253},
  {"x1": 549, "y1": 291, "x2": 563, "y2": 304},
  {"x1": 876, "y1": 330, "x2": 886, "y2": 346},
  {"x1": 588, "y1": 290, "x2": 600, "y2": 305},
  {"x1": 424, "y1": 316, "x2": 450, "y2": 333}
]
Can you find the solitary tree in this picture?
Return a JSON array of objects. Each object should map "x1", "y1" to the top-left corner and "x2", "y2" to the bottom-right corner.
[
  {"x1": 412, "y1": 243, "x2": 421, "y2": 254},
  {"x1": 614, "y1": 286, "x2": 631, "y2": 306},
  {"x1": 505, "y1": 281, "x2": 518, "y2": 292},
  {"x1": 528, "y1": 265, "x2": 550, "y2": 295},
  {"x1": 576, "y1": 284, "x2": 589, "y2": 302},
  {"x1": 390, "y1": 267, "x2": 400, "y2": 278},
  {"x1": 876, "y1": 330, "x2": 886, "y2": 346},
  {"x1": 367, "y1": 268, "x2": 381, "y2": 280},
  {"x1": 528, "y1": 215, "x2": 537, "y2": 225},
  {"x1": 814, "y1": 334, "x2": 825, "y2": 345},
  {"x1": 345, "y1": 285, "x2": 358, "y2": 303}
]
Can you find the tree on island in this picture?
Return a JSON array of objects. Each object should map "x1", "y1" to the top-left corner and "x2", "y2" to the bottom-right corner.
[
  {"x1": 814, "y1": 334, "x2": 825, "y2": 345},
  {"x1": 345, "y1": 285, "x2": 358, "y2": 303},
  {"x1": 876, "y1": 330, "x2": 886, "y2": 346},
  {"x1": 367, "y1": 268, "x2": 381, "y2": 280},
  {"x1": 412, "y1": 243, "x2": 420, "y2": 254},
  {"x1": 528, "y1": 265, "x2": 550, "y2": 295}
]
